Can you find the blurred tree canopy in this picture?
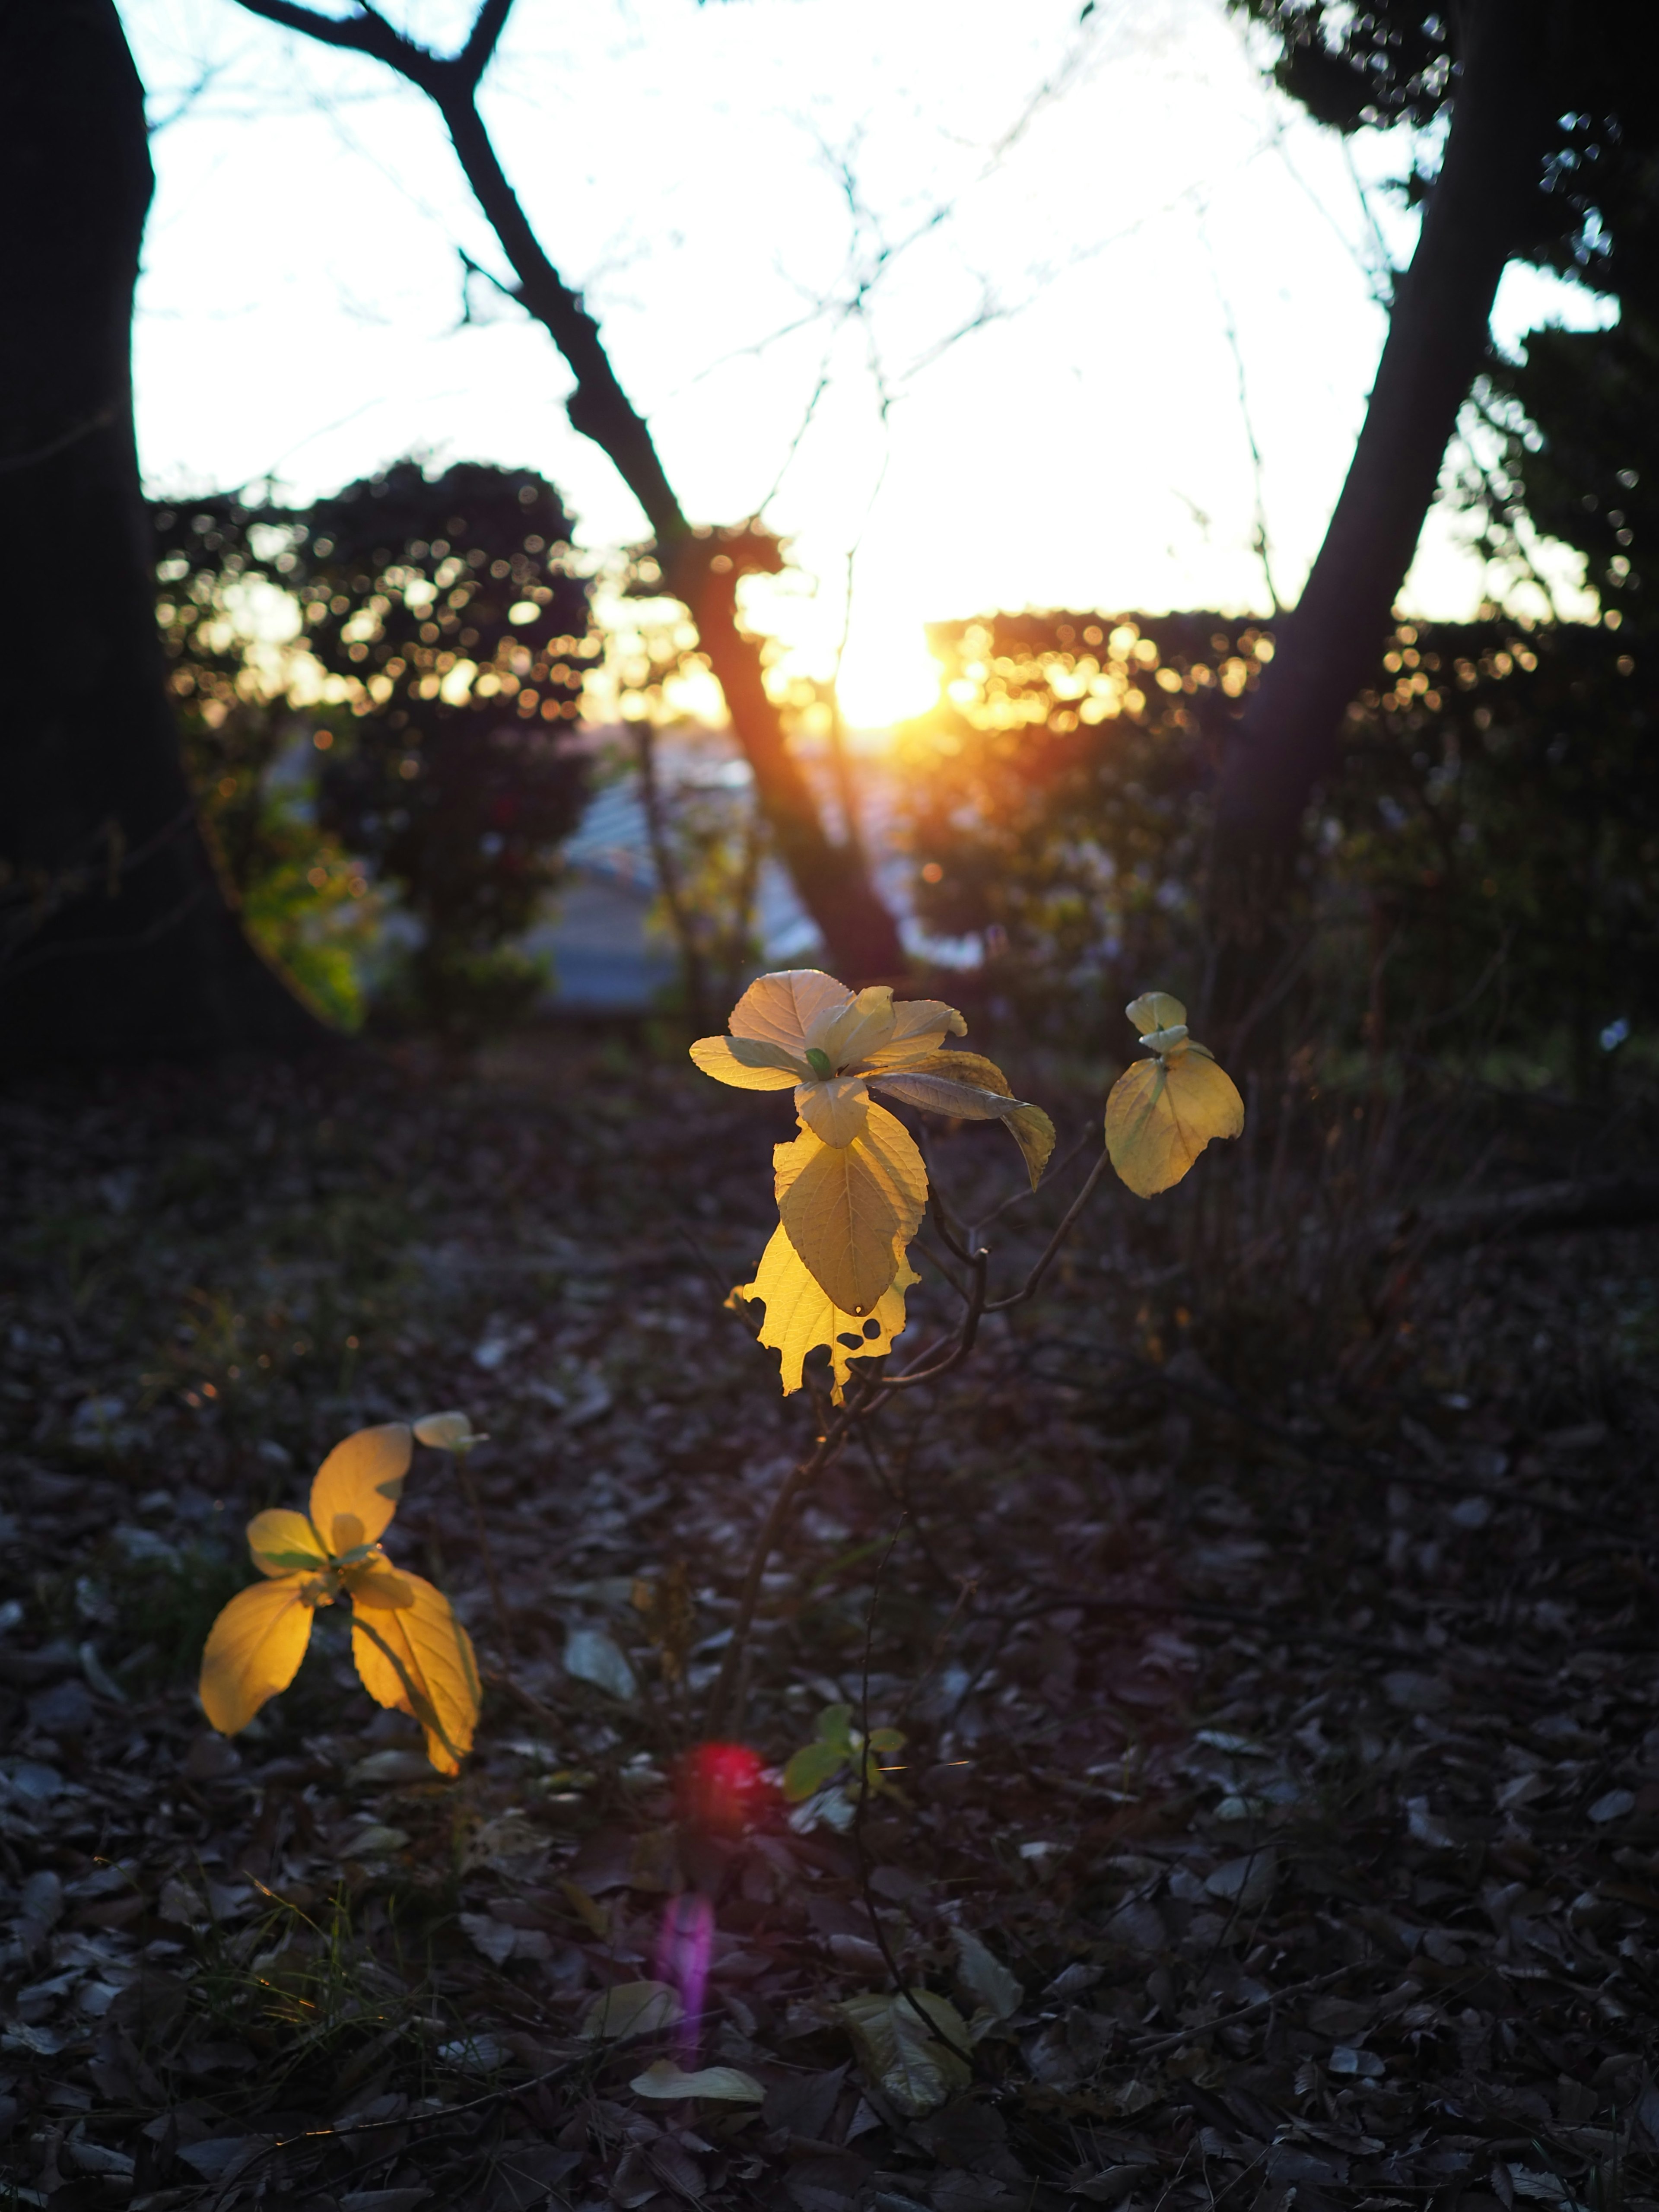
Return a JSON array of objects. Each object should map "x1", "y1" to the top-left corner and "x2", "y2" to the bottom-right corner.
[
  {"x1": 897, "y1": 614, "x2": 1270, "y2": 1027},
  {"x1": 898, "y1": 609, "x2": 1658, "y2": 1088},
  {"x1": 156, "y1": 460, "x2": 596, "y2": 1033}
]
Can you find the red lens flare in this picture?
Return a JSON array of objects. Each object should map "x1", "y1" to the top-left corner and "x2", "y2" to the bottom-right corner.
[{"x1": 680, "y1": 1740, "x2": 766, "y2": 1836}]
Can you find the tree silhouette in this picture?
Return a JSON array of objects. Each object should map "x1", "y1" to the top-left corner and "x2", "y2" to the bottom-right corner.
[
  {"x1": 159, "y1": 460, "x2": 594, "y2": 1032},
  {"x1": 0, "y1": 0, "x2": 320, "y2": 1062},
  {"x1": 1206, "y1": 0, "x2": 1656, "y2": 1042},
  {"x1": 230, "y1": 0, "x2": 906, "y2": 984}
]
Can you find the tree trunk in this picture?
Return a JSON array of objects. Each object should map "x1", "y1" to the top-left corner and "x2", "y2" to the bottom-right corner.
[
  {"x1": 434, "y1": 91, "x2": 907, "y2": 984},
  {"x1": 0, "y1": 0, "x2": 324, "y2": 1063},
  {"x1": 1204, "y1": 0, "x2": 1556, "y2": 1042}
]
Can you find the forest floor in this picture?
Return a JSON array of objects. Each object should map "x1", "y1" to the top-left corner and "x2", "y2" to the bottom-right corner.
[{"x1": 2, "y1": 1032, "x2": 1658, "y2": 2212}]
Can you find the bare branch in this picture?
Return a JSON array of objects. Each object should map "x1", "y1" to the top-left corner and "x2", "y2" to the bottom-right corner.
[
  {"x1": 233, "y1": 0, "x2": 428, "y2": 81},
  {"x1": 986, "y1": 1149, "x2": 1111, "y2": 1314},
  {"x1": 458, "y1": 0, "x2": 517, "y2": 89}
]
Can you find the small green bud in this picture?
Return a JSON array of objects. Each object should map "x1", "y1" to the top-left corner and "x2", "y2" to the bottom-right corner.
[{"x1": 804, "y1": 1047, "x2": 835, "y2": 1080}]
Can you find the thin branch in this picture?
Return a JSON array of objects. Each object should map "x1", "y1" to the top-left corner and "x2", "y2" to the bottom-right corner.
[
  {"x1": 458, "y1": 0, "x2": 516, "y2": 89},
  {"x1": 701, "y1": 1384, "x2": 868, "y2": 1735},
  {"x1": 233, "y1": 0, "x2": 426, "y2": 79},
  {"x1": 1203, "y1": 226, "x2": 1282, "y2": 614},
  {"x1": 854, "y1": 1522, "x2": 976, "y2": 2070},
  {"x1": 881, "y1": 1246, "x2": 988, "y2": 1388},
  {"x1": 985, "y1": 1149, "x2": 1111, "y2": 1313}
]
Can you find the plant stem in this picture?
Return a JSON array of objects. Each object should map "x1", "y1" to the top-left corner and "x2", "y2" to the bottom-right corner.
[{"x1": 455, "y1": 1453, "x2": 512, "y2": 1658}]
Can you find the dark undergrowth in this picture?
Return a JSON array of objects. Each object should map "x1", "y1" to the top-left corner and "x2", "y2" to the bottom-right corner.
[{"x1": 2, "y1": 1028, "x2": 1658, "y2": 2211}]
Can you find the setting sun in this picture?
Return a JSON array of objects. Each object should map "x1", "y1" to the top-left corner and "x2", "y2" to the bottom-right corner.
[{"x1": 835, "y1": 622, "x2": 944, "y2": 730}]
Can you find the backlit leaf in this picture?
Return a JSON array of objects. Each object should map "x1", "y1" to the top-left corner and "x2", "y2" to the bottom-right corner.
[
  {"x1": 687, "y1": 1034, "x2": 802, "y2": 1089},
  {"x1": 310, "y1": 1422, "x2": 411, "y2": 1554},
  {"x1": 1126, "y1": 990, "x2": 1187, "y2": 1036},
  {"x1": 245, "y1": 1509, "x2": 326, "y2": 1577},
  {"x1": 794, "y1": 1074, "x2": 871, "y2": 1147},
  {"x1": 728, "y1": 969, "x2": 850, "y2": 1055},
  {"x1": 733, "y1": 1224, "x2": 915, "y2": 1400},
  {"x1": 855, "y1": 998, "x2": 967, "y2": 1068},
  {"x1": 901, "y1": 1047, "x2": 1011, "y2": 1095},
  {"x1": 350, "y1": 1568, "x2": 479, "y2": 1775},
  {"x1": 1005, "y1": 1101, "x2": 1057, "y2": 1189},
  {"x1": 810, "y1": 984, "x2": 898, "y2": 1070},
  {"x1": 413, "y1": 1410, "x2": 486, "y2": 1451},
  {"x1": 580, "y1": 1979, "x2": 683, "y2": 2041},
  {"x1": 1105, "y1": 1046, "x2": 1244, "y2": 1198},
  {"x1": 837, "y1": 1990, "x2": 972, "y2": 2116},
  {"x1": 778, "y1": 1103, "x2": 927, "y2": 1316},
  {"x1": 869, "y1": 1069, "x2": 1014, "y2": 1121},
  {"x1": 630, "y1": 2059, "x2": 765, "y2": 2103},
  {"x1": 871, "y1": 1050, "x2": 1055, "y2": 1189},
  {"x1": 200, "y1": 1577, "x2": 318, "y2": 1736}
]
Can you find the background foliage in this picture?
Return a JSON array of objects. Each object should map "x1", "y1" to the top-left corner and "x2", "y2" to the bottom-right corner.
[{"x1": 156, "y1": 459, "x2": 597, "y2": 1034}]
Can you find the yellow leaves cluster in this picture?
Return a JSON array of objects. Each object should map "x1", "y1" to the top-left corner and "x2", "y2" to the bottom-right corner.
[
  {"x1": 1104, "y1": 991, "x2": 1244, "y2": 1198},
  {"x1": 695, "y1": 970, "x2": 1243, "y2": 1397},
  {"x1": 695, "y1": 970, "x2": 1054, "y2": 1398},
  {"x1": 199, "y1": 1421, "x2": 480, "y2": 1774}
]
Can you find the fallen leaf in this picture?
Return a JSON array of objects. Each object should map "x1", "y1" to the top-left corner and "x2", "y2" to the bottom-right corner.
[{"x1": 629, "y1": 2058, "x2": 765, "y2": 2102}]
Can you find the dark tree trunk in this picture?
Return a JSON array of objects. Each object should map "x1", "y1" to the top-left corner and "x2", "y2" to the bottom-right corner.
[
  {"x1": 1205, "y1": 0, "x2": 1557, "y2": 1043},
  {"x1": 0, "y1": 0, "x2": 324, "y2": 1063}
]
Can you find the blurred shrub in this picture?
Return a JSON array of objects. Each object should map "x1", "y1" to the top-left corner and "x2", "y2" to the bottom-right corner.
[
  {"x1": 156, "y1": 568, "x2": 378, "y2": 1027},
  {"x1": 156, "y1": 458, "x2": 596, "y2": 1035},
  {"x1": 895, "y1": 609, "x2": 1659, "y2": 1083},
  {"x1": 1329, "y1": 620, "x2": 1659, "y2": 1086},
  {"x1": 893, "y1": 612, "x2": 1269, "y2": 1031}
]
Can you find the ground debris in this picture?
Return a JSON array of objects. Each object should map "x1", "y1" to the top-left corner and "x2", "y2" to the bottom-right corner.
[{"x1": 0, "y1": 1044, "x2": 1656, "y2": 2206}]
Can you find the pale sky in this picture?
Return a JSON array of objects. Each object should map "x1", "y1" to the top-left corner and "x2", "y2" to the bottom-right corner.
[{"x1": 124, "y1": 0, "x2": 1610, "y2": 727}]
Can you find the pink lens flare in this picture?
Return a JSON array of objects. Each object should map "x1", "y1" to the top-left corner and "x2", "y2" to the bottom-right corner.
[{"x1": 654, "y1": 1889, "x2": 714, "y2": 2061}]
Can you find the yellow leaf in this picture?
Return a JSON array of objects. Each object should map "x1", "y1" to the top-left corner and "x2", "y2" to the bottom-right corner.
[
  {"x1": 733, "y1": 1224, "x2": 918, "y2": 1399},
  {"x1": 413, "y1": 1410, "x2": 486, "y2": 1451},
  {"x1": 869, "y1": 1051, "x2": 1055, "y2": 1189},
  {"x1": 855, "y1": 998, "x2": 967, "y2": 1070},
  {"x1": 687, "y1": 1034, "x2": 802, "y2": 1089},
  {"x1": 809, "y1": 984, "x2": 896, "y2": 1069},
  {"x1": 728, "y1": 969, "x2": 851, "y2": 1055},
  {"x1": 1126, "y1": 990, "x2": 1187, "y2": 1036},
  {"x1": 350, "y1": 1570, "x2": 480, "y2": 1775},
  {"x1": 1105, "y1": 1047, "x2": 1244, "y2": 1198},
  {"x1": 200, "y1": 1577, "x2": 318, "y2": 1736},
  {"x1": 901, "y1": 1047, "x2": 1011, "y2": 1095},
  {"x1": 778, "y1": 1103, "x2": 927, "y2": 1316},
  {"x1": 794, "y1": 1074, "x2": 870, "y2": 1147},
  {"x1": 246, "y1": 1508, "x2": 327, "y2": 1577},
  {"x1": 309, "y1": 1422, "x2": 411, "y2": 1556},
  {"x1": 1005, "y1": 1100, "x2": 1058, "y2": 1190}
]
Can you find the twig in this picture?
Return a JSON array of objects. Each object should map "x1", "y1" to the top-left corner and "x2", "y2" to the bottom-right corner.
[
  {"x1": 986, "y1": 1149, "x2": 1111, "y2": 1313},
  {"x1": 853, "y1": 1519, "x2": 976, "y2": 2069},
  {"x1": 1120, "y1": 1963, "x2": 1357, "y2": 2061},
  {"x1": 700, "y1": 1383, "x2": 868, "y2": 1736},
  {"x1": 453, "y1": 1456, "x2": 512, "y2": 1657}
]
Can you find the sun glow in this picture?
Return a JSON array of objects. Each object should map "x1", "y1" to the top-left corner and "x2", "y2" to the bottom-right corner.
[{"x1": 835, "y1": 622, "x2": 944, "y2": 731}]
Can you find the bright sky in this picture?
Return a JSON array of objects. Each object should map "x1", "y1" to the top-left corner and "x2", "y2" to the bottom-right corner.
[{"x1": 124, "y1": 0, "x2": 1610, "y2": 728}]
